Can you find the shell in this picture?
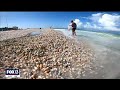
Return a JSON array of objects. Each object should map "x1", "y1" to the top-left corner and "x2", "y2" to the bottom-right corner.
[
  {"x1": 0, "y1": 29, "x2": 94, "y2": 79},
  {"x1": 39, "y1": 64, "x2": 43, "y2": 69}
]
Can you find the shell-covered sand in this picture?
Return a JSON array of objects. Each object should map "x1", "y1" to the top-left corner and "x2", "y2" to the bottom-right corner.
[
  {"x1": 0, "y1": 29, "x2": 44, "y2": 41},
  {"x1": 0, "y1": 29, "x2": 95, "y2": 79}
]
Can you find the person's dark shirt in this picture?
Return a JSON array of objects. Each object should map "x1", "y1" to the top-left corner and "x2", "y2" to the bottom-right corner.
[{"x1": 72, "y1": 22, "x2": 77, "y2": 28}]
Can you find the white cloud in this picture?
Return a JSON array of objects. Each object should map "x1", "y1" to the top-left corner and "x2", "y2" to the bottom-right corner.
[
  {"x1": 83, "y1": 13, "x2": 120, "y2": 31},
  {"x1": 98, "y1": 14, "x2": 120, "y2": 30},
  {"x1": 71, "y1": 13, "x2": 120, "y2": 31},
  {"x1": 90, "y1": 13, "x2": 103, "y2": 22},
  {"x1": 74, "y1": 19, "x2": 82, "y2": 28},
  {"x1": 90, "y1": 13, "x2": 120, "y2": 30},
  {"x1": 84, "y1": 22, "x2": 93, "y2": 28},
  {"x1": 83, "y1": 22, "x2": 102, "y2": 30}
]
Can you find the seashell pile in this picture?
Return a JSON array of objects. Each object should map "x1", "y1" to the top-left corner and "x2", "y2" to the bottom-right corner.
[{"x1": 0, "y1": 29, "x2": 95, "y2": 79}]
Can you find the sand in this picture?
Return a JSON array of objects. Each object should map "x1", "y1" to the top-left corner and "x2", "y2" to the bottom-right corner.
[
  {"x1": 0, "y1": 29, "x2": 95, "y2": 79},
  {"x1": 0, "y1": 29, "x2": 44, "y2": 41}
]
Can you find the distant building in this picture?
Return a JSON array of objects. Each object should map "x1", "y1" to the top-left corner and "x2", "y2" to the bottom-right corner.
[
  {"x1": 0, "y1": 27, "x2": 9, "y2": 31},
  {"x1": 12, "y1": 26, "x2": 18, "y2": 30},
  {"x1": 0, "y1": 26, "x2": 18, "y2": 31}
]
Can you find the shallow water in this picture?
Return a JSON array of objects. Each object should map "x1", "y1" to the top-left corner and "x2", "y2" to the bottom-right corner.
[
  {"x1": 54, "y1": 29, "x2": 120, "y2": 79},
  {"x1": 30, "y1": 32, "x2": 41, "y2": 36}
]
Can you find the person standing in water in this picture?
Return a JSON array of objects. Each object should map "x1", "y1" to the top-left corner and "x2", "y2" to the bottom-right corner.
[{"x1": 69, "y1": 20, "x2": 77, "y2": 36}]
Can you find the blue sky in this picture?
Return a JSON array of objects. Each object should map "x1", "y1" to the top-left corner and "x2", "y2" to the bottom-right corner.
[
  {"x1": 0, "y1": 12, "x2": 92, "y2": 28},
  {"x1": 0, "y1": 12, "x2": 120, "y2": 31}
]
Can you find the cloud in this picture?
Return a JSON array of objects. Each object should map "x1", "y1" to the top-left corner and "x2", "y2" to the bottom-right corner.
[
  {"x1": 83, "y1": 22, "x2": 102, "y2": 30},
  {"x1": 90, "y1": 13, "x2": 103, "y2": 22},
  {"x1": 83, "y1": 22, "x2": 93, "y2": 28},
  {"x1": 74, "y1": 19, "x2": 82, "y2": 28},
  {"x1": 90, "y1": 13, "x2": 120, "y2": 31},
  {"x1": 74, "y1": 13, "x2": 120, "y2": 31},
  {"x1": 98, "y1": 14, "x2": 120, "y2": 30}
]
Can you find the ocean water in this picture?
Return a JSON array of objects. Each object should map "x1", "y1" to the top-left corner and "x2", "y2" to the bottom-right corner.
[
  {"x1": 30, "y1": 32, "x2": 41, "y2": 36},
  {"x1": 54, "y1": 29, "x2": 120, "y2": 79}
]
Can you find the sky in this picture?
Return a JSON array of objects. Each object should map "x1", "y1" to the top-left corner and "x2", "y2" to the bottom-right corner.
[{"x1": 0, "y1": 12, "x2": 120, "y2": 31}]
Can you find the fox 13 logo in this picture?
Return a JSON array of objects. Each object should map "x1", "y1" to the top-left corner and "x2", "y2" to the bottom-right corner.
[{"x1": 5, "y1": 69, "x2": 20, "y2": 78}]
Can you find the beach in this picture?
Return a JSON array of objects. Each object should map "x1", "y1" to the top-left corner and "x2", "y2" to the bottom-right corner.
[
  {"x1": 0, "y1": 29, "x2": 44, "y2": 41},
  {"x1": 55, "y1": 29, "x2": 120, "y2": 79},
  {"x1": 1, "y1": 11, "x2": 120, "y2": 79},
  {"x1": 0, "y1": 29, "x2": 95, "y2": 79}
]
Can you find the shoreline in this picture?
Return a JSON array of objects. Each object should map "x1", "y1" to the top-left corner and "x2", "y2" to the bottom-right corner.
[
  {"x1": 0, "y1": 29, "x2": 95, "y2": 79},
  {"x1": 0, "y1": 29, "x2": 45, "y2": 41}
]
